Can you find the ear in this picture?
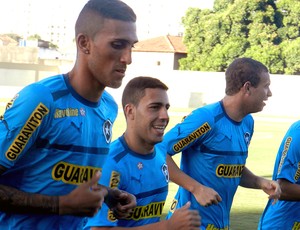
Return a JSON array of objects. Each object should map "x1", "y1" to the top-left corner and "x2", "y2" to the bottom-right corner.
[
  {"x1": 76, "y1": 33, "x2": 90, "y2": 54},
  {"x1": 124, "y1": 104, "x2": 135, "y2": 120},
  {"x1": 243, "y1": 81, "x2": 251, "y2": 94}
]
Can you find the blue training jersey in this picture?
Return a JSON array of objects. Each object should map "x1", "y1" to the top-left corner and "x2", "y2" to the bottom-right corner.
[
  {"x1": 84, "y1": 135, "x2": 169, "y2": 229},
  {"x1": 163, "y1": 101, "x2": 253, "y2": 229},
  {"x1": 258, "y1": 120, "x2": 300, "y2": 230},
  {"x1": 0, "y1": 74, "x2": 118, "y2": 230}
]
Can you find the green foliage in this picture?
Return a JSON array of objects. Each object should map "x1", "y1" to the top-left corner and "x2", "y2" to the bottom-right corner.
[
  {"x1": 180, "y1": 0, "x2": 300, "y2": 74},
  {"x1": 28, "y1": 34, "x2": 41, "y2": 40}
]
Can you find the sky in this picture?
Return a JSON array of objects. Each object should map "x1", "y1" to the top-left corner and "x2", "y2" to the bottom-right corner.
[{"x1": 0, "y1": 0, "x2": 214, "y2": 38}]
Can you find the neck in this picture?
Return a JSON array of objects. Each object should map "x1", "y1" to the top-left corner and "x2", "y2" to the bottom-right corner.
[
  {"x1": 67, "y1": 70, "x2": 104, "y2": 102},
  {"x1": 123, "y1": 132, "x2": 154, "y2": 155},
  {"x1": 221, "y1": 96, "x2": 246, "y2": 122}
]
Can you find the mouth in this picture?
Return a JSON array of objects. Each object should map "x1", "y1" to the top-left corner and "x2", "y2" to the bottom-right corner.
[
  {"x1": 153, "y1": 125, "x2": 166, "y2": 135},
  {"x1": 116, "y1": 67, "x2": 126, "y2": 75},
  {"x1": 262, "y1": 100, "x2": 268, "y2": 107}
]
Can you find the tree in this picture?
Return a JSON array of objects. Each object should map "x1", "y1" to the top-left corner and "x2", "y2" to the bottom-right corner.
[
  {"x1": 28, "y1": 34, "x2": 41, "y2": 40},
  {"x1": 180, "y1": 0, "x2": 300, "y2": 74}
]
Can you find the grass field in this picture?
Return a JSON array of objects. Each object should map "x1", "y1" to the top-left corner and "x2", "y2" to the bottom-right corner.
[{"x1": 0, "y1": 102, "x2": 295, "y2": 229}]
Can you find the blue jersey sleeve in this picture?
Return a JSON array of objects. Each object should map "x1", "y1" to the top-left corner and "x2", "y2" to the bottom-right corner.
[
  {"x1": 0, "y1": 83, "x2": 52, "y2": 169},
  {"x1": 275, "y1": 121, "x2": 300, "y2": 184},
  {"x1": 163, "y1": 107, "x2": 214, "y2": 156}
]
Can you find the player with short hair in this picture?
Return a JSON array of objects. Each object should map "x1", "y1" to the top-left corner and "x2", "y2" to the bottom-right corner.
[
  {"x1": 84, "y1": 76, "x2": 201, "y2": 230},
  {"x1": 0, "y1": 0, "x2": 138, "y2": 229},
  {"x1": 163, "y1": 57, "x2": 281, "y2": 229}
]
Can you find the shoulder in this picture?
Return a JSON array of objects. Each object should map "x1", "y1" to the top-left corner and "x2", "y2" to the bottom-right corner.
[
  {"x1": 181, "y1": 102, "x2": 221, "y2": 126},
  {"x1": 100, "y1": 90, "x2": 118, "y2": 120},
  {"x1": 155, "y1": 143, "x2": 168, "y2": 157},
  {"x1": 243, "y1": 114, "x2": 254, "y2": 125},
  {"x1": 22, "y1": 74, "x2": 66, "y2": 100},
  {"x1": 108, "y1": 138, "x2": 127, "y2": 162},
  {"x1": 5, "y1": 76, "x2": 65, "y2": 114},
  {"x1": 102, "y1": 90, "x2": 117, "y2": 108}
]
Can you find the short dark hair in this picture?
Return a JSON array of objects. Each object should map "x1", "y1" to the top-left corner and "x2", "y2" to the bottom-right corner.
[
  {"x1": 225, "y1": 57, "x2": 269, "y2": 95},
  {"x1": 75, "y1": 0, "x2": 136, "y2": 37},
  {"x1": 122, "y1": 76, "x2": 169, "y2": 108}
]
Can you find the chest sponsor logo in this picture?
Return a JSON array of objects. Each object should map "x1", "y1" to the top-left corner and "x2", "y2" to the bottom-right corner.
[
  {"x1": 172, "y1": 122, "x2": 211, "y2": 152},
  {"x1": 108, "y1": 201, "x2": 165, "y2": 221},
  {"x1": 292, "y1": 222, "x2": 300, "y2": 230},
  {"x1": 169, "y1": 198, "x2": 178, "y2": 213},
  {"x1": 109, "y1": 170, "x2": 120, "y2": 188},
  {"x1": 54, "y1": 108, "x2": 79, "y2": 118},
  {"x1": 216, "y1": 164, "x2": 244, "y2": 178},
  {"x1": 52, "y1": 161, "x2": 100, "y2": 185},
  {"x1": 5, "y1": 103, "x2": 49, "y2": 161},
  {"x1": 206, "y1": 224, "x2": 229, "y2": 230}
]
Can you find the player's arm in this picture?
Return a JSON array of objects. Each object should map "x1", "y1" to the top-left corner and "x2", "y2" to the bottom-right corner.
[
  {"x1": 0, "y1": 167, "x2": 105, "y2": 216},
  {"x1": 240, "y1": 166, "x2": 281, "y2": 202},
  {"x1": 277, "y1": 178, "x2": 300, "y2": 201},
  {"x1": 91, "y1": 202, "x2": 201, "y2": 230},
  {"x1": 167, "y1": 155, "x2": 221, "y2": 207},
  {"x1": 0, "y1": 164, "x2": 59, "y2": 214}
]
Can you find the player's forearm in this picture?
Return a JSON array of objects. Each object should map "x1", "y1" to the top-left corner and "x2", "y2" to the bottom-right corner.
[
  {"x1": 167, "y1": 154, "x2": 199, "y2": 192},
  {"x1": 278, "y1": 179, "x2": 300, "y2": 201},
  {"x1": 0, "y1": 184, "x2": 59, "y2": 214},
  {"x1": 239, "y1": 166, "x2": 261, "y2": 189}
]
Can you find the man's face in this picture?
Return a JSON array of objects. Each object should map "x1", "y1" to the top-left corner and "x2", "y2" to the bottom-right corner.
[
  {"x1": 133, "y1": 88, "x2": 170, "y2": 148},
  {"x1": 88, "y1": 18, "x2": 138, "y2": 89},
  {"x1": 248, "y1": 71, "x2": 272, "y2": 113}
]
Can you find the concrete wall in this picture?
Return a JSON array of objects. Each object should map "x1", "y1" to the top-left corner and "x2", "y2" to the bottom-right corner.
[
  {"x1": 0, "y1": 46, "x2": 39, "y2": 64},
  {"x1": 107, "y1": 67, "x2": 300, "y2": 117},
  {"x1": 132, "y1": 52, "x2": 176, "y2": 71},
  {"x1": 0, "y1": 59, "x2": 299, "y2": 117}
]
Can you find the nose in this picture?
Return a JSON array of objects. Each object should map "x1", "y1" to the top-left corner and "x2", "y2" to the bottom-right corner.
[
  {"x1": 120, "y1": 48, "x2": 132, "y2": 65},
  {"x1": 160, "y1": 108, "x2": 169, "y2": 121},
  {"x1": 268, "y1": 87, "x2": 272, "y2": 97}
]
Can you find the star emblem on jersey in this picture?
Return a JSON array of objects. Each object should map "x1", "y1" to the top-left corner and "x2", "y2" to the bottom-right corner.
[
  {"x1": 103, "y1": 120, "x2": 112, "y2": 143},
  {"x1": 137, "y1": 162, "x2": 143, "y2": 170}
]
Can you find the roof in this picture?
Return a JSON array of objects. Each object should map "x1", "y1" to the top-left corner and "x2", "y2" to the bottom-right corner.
[
  {"x1": 0, "y1": 35, "x2": 18, "y2": 46},
  {"x1": 133, "y1": 35, "x2": 187, "y2": 54}
]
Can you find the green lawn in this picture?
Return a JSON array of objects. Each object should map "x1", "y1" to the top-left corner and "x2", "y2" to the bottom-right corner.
[{"x1": 0, "y1": 104, "x2": 294, "y2": 229}]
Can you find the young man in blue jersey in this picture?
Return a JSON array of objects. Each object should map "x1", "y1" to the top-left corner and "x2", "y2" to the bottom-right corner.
[
  {"x1": 84, "y1": 76, "x2": 201, "y2": 230},
  {"x1": 0, "y1": 0, "x2": 138, "y2": 229},
  {"x1": 258, "y1": 120, "x2": 300, "y2": 229},
  {"x1": 163, "y1": 58, "x2": 281, "y2": 229}
]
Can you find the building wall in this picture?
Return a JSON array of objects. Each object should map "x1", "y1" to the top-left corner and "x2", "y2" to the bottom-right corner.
[
  {"x1": 0, "y1": 57, "x2": 299, "y2": 118},
  {"x1": 0, "y1": 46, "x2": 39, "y2": 64},
  {"x1": 107, "y1": 68, "x2": 300, "y2": 117},
  {"x1": 132, "y1": 52, "x2": 176, "y2": 71}
]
